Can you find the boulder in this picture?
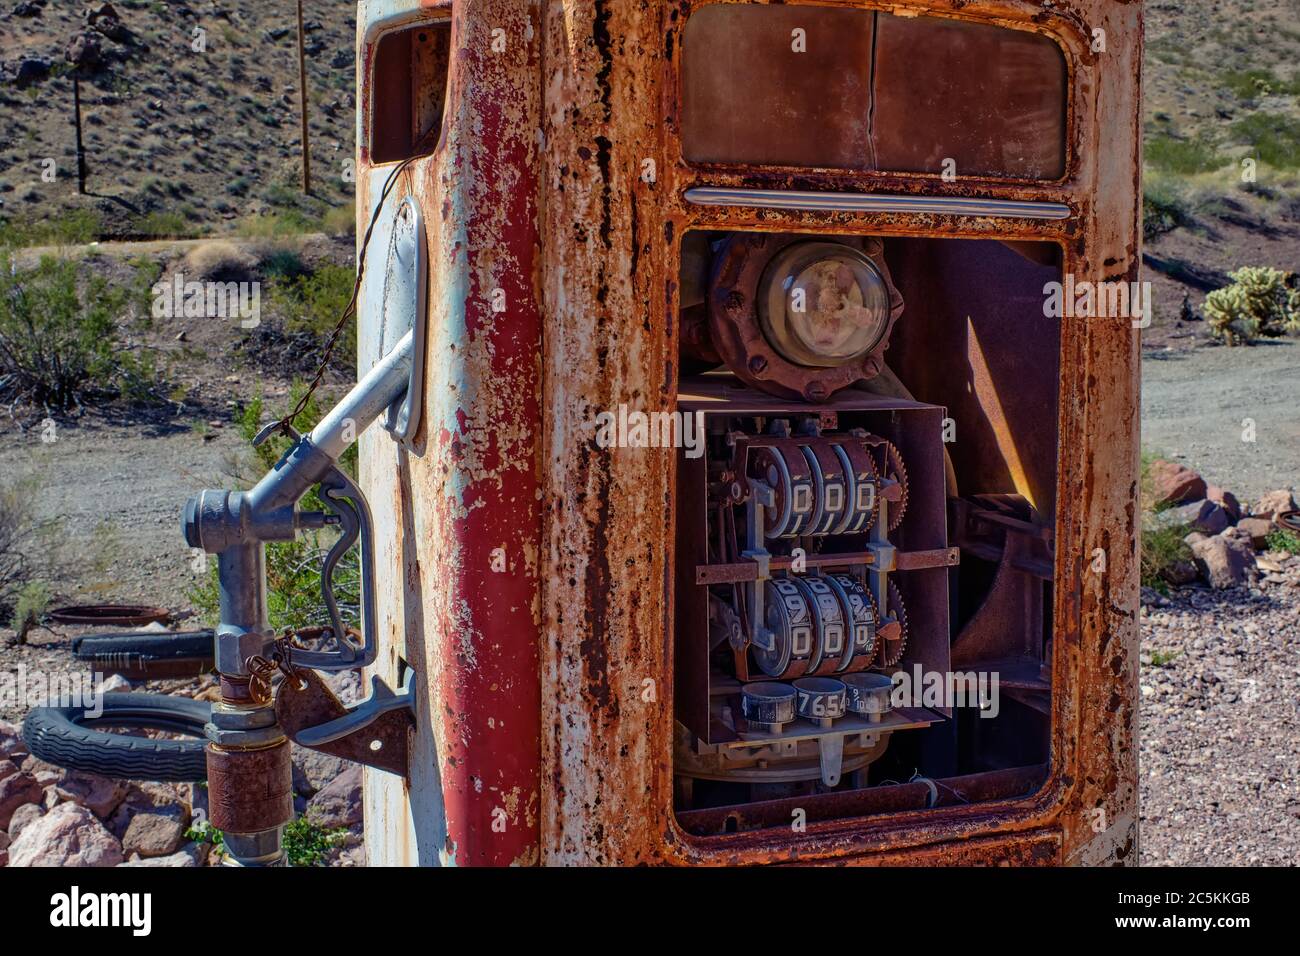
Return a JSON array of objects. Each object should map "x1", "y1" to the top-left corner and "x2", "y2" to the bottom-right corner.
[
  {"x1": 6, "y1": 802, "x2": 124, "y2": 867},
  {"x1": 107, "y1": 782, "x2": 189, "y2": 840},
  {"x1": 292, "y1": 746, "x2": 348, "y2": 798},
  {"x1": 11, "y1": 56, "x2": 51, "y2": 87},
  {"x1": 1236, "y1": 516, "x2": 1274, "y2": 549},
  {"x1": 0, "y1": 771, "x2": 43, "y2": 830},
  {"x1": 1162, "y1": 559, "x2": 1199, "y2": 586},
  {"x1": 7, "y1": 802, "x2": 43, "y2": 840},
  {"x1": 1190, "y1": 528, "x2": 1256, "y2": 589},
  {"x1": 53, "y1": 771, "x2": 127, "y2": 819},
  {"x1": 1205, "y1": 485, "x2": 1242, "y2": 522},
  {"x1": 65, "y1": 32, "x2": 104, "y2": 70},
  {"x1": 1252, "y1": 489, "x2": 1297, "y2": 523},
  {"x1": 1149, "y1": 460, "x2": 1206, "y2": 506},
  {"x1": 1189, "y1": 500, "x2": 1232, "y2": 536},
  {"x1": 0, "y1": 719, "x2": 24, "y2": 759},
  {"x1": 20, "y1": 755, "x2": 63, "y2": 786},
  {"x1": 118, "y1": 842, "x2": 208, "y2": 867},
  {"x1": 122, "y1": 812, "x2": 187, "y2": 858},
  {"x1": 306, "y1": 764, "x2": 362, "y2": 829}
]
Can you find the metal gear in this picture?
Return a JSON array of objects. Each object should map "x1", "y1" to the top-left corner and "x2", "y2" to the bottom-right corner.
[{"x1": 879, "y1": 578, "x2": 909, "y2": 667}]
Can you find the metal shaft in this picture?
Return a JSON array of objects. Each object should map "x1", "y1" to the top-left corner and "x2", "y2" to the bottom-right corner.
[{"x1": 310, "y1": 329, "x2": 415, "y2": 458}]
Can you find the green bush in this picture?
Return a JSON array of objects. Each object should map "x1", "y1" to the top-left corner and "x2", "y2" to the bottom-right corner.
[
  {"x1": 1203, "y1": 266, "x2": 1300, "y2": 345},
  {"x1": 1145, "y1": 132, "x2": 1223, "y2": 175},
  {"x1": 1143, "y1": 180, "x2": 1192, "y2": 242},
  {"x1": 1231, "y1": 112, "x2": 1300, "y2": 170},
  {"x1": 9, "y1": 580, "x2": 51, "y2": 640},
  {"x1": 270, "y1": 264, "x2": 357, "y2": 367},
  {"x1": 0, "y1": 209, "x2": 102, "y2": 250},
  {"x1": 0, "y1": 253, "x2": 157, "y2": 408},
  {"x1": 1140, "y1": 522, "x2": 1194, "y2": 593}
]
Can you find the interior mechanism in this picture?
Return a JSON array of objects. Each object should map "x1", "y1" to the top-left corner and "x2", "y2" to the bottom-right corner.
[{"x1": 673, "y1": 229, "x2": 1060, "y2": 834}]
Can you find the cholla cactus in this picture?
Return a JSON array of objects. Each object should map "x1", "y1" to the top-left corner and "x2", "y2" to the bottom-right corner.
[{"x1": 1203, "y1": 266, "x2": 1300, "y2": 345}]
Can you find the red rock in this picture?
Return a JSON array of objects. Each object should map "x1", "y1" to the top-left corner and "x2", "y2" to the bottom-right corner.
[
  {"x1": 6, "y1": 802, "x2": 124, "y2": 867},
  {"x1": 1236, "y1": 517, "x2": 1274, "y2": 549},
  {"x1": 53, "y1": 771, "x2": 127, "y2": 819},
  {"x1": 1190, "y1": 528, "x2": 1256, "y2": 589},
  {"x1": 7, "y1": 802, "x2": 43, "y2": 840},
  {"x1": 0, "y1": 772, "x2": 43, "y2": 831},
  {"x1": 1252, "y1": 489, "x2": 1297, "y2": 523},
  {"x1": 1206, "y1": 485, "x2": 1241, "y2": 522},
  {"x1": 1149, "y1": 460, "x2": 1206, "y2": 506}
]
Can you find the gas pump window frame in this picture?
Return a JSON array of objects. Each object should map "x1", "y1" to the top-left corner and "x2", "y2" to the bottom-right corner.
[
  {"x1": 659, "y1": 2, "x2": 1117, "y2": 861},
  {"x1": 674, "y1": 0, "x2": 1077, "y2": 189},
  {"x1": 364, "y1": 11, "x2": 453, "y2": 167}
]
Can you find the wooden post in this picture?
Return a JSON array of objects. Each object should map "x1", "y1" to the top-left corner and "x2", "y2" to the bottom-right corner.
[
  {"x1": 296, "y1": 0, "x2": 312, "y2": 194},
  {"x1": 73, "y1": 74, "x2": 87, "y2": 195}
]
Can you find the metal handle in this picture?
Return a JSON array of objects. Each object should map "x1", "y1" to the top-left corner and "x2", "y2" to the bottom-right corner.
[{"x1": 288, "y1": 465, "x2": 378, "y2": 671}]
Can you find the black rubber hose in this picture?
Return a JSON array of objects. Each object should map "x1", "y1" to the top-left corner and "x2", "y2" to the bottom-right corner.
[
  {"x1": 22, "y1": 693, "x2": 211, "y2": 782},
  {"x1": 74, "y1": 630, "x2": 215, "y2": 679}
]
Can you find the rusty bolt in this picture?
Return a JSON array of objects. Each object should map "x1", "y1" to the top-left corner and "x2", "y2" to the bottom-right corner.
[
  {"x1": 805, "y1": 382, "x2": 829, "y2": 402},
  {"x1": 749, "y1": 355, "x2": 768, "y2": 375}
]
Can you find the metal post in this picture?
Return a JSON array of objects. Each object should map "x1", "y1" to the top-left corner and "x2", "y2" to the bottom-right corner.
[
  {"x1": 72, "y1": 75, "x2": 87, "y2": 195},
  {"x1": 296, "y1": 0, "x2": 312, "y2": 195}
]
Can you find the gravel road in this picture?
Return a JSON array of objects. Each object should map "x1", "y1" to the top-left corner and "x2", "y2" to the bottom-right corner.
[
  {"x1": 1139, "y1": 572, "x2": 1300, "y2": 866},
  {"x1": 1142, "y1": 339, "x2": 1300, "y2": 504}
]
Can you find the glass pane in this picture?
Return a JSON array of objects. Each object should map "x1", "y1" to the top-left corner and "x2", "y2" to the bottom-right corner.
[
  {"x1": 681, "y1": 6, "x2": 1067, "y2": 180},
  {"x1": 872, "y1": 15, "x2": 1066, "y2": 179},
  {"x1": 682, "y1": 4, "x2": 875, "y2": 169}
]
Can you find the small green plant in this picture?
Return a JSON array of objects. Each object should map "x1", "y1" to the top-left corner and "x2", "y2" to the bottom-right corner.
[
  {"x1": 1203, "y1": 266, "x2": 1300, "y2": 345},
  {"x1": 0, "y1": 253, "x2": 158, "y2": 408},
  {"x1": 1148, "y1": 648, "x2": 1182, "y2": 668},
  {"x1": 1140, "y1": 522, "x2": 1194, "y2": 592},
  {"x1": 1264, "y1": 528, "x2": 1300, "y2": 554},
  {"x1": 9, "y1": 580, "x2": 51, "y2": 641},
  {"x1": 1142, "y1": 179, "x2": 1192, "y2": 242},
  {"x1": 133, "y1": 211, "x2": 196, "y2": 239},
  {"x1": 284, "y1": 817, "x2": 348, "y2": 867}
]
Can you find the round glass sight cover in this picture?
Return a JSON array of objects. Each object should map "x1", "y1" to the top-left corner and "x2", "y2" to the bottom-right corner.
[{"x1": 758, "y1": 242, "x2": 891, "y2": 368}]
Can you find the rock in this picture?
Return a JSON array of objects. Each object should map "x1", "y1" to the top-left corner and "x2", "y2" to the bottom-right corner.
[
  {"x1": 292, "y1": 746, "x2": 348, "y2": 798},
  {"x1": 1162, "y1": 559, "x2": 1199, "y2": 586},
  {"x1": 1252, "y1": 489, "x2": 1297, "y2": 523},
  {"x1": 0, "y1": 772, "x2": 43, "y2": 830},
  {"x1": 1152, "y1": 501, "x2": 1203, "y2": 530},
  {"x1": 1206, "y1": 485, "x2": 1242, "y2": 522},
  {"x1": 0, "y1": 760, "x2": 15, "y2": 782},
  {"x1": 1183, "y1": 531, "x2": 1207, "y2": 548},
  {"x1": 54, "y1": 771, "x2": 127, "y2": 819},
  {"x1": 1190, "y1": 500, "x2": 1232, "y2": 536},
  {"x1": 0, "y1": 719, "x2": 24, "y2": 759},
  {"x1": 0, "y1": 829, "x2": 9, "y2": 851},
  {"x1": 1237, "y1": 516, "x2": 1274, "y2": 549},
  {"x1": 306, "y1": 764, "x2": 362, "y2": 828},
  {"x1": 11, "y1": 55, "x2": 51, "y2": 87},
  {"x1": 20, "y1": 755, "x2": 63, "y2": 786},
  {"x1": 12, "y1": 2, "x2": 44, "y2": 17},
  {"x1": 7, "y1": 802, "x2": 124, "y2": 867},
  {"x1": 117, "y1": 842, "x2": 208, "y2": 867},
  {"x1": 122, "y1": 812, "x2": 186, "y2": 858},
  {"x1": 1150, "y1": 460, "x2": 1206, "y2": 506},
  {"x1": 106, "y1": 782, "x2": 189, "y2": 839},
  {"x1": 7, "y1": 802, "x2": 43, "y2": 840},
  {"x1": 1190, "y1": 529, "x2": 1256, "y2": 589},
  {"x1": 65, "y1": 32, "x2": 104, "y2": 70},
  {"x1": 97, "y1": 673, "x2": 134, "y2": 694}
]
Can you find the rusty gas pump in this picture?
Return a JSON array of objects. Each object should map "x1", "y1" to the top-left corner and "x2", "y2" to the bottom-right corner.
[{"x1": 342, "y1": 0, "x2": 1142, "y2": 867}]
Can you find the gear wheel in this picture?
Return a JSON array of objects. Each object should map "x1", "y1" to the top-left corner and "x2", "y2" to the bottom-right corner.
[
  {"x1": 877, "y1": 578, "x2": 909, "y2": 667},
  {"x1": 876, "y1": 439, "x2": 909, "y2": 532}
]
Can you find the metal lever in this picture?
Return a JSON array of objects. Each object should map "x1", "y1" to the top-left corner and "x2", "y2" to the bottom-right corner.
[{"x1": 296, "y1": 669, "x2": 416, "y2": 748}]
